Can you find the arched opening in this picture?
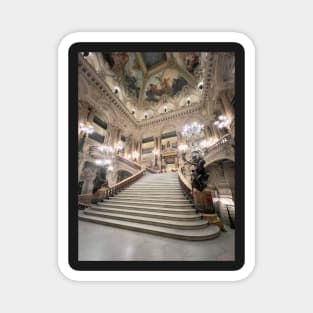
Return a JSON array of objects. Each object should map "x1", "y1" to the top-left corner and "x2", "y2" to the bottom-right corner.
[
  {"x1": 160, "y1": 126, "x2": 178, "y2": 172},
  {"x1": 206, "y1": 159, "x2": 235, "y2": 228},
  {"x1": 116, "y1": 170, "x2": 132, "y2": 183}
]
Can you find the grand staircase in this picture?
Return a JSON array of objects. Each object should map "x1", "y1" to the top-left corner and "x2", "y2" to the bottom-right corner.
[{"x1": 79, "y1": 172, "x2": 220, "y2": 240}]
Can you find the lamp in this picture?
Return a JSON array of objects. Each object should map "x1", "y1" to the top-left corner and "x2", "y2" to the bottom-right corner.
[
  {"x1": 214, "y1": 115, "x2": 230, "y2": 130},
  {"x1": 178, "y1": 144, "x2": 188, "y2": 152},
  {"x1": 132, "y1": 151, "x2": 139, "y2": 160},
  {"x1": 98, "y1": 145, "x2": 113, "y2": 154},
  {"x1": 94, "y1": 159, "x2": 112, "y2": 166},
  {"x1": 79, "y1": 121, "x2": 94, "y2": 134},
  {"x1": 115, "y1": 141, "x2": 124, "y2": 153},
  {"x1": 181, "y1": 122, "x2": 204, "y2": 138}
]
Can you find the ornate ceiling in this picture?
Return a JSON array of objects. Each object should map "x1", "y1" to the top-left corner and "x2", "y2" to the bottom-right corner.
[{"x1": 84, "y1": 51, "x2": 207, "y2": 120}]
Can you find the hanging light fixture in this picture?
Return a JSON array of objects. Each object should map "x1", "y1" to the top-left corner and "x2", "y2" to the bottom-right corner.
[
  {"x1": 79, "y1": 121, "x2": 94, "y2": 134},
  {"x1": 178, "y1": 144, "x2": 188, "y2": 152},
  {"x1": 181, "y1": 122, "x2": 204, "y2": 137},
  {"x1": 115, "y1": 141, "x2": 124, "y2": 152},
  {"x1": 98, "y1": 145, "x2": 113, "y2": 154},
  {"x1": 214, "y1": 115, "x2": 231, "y2": 129},
  {"x1": 94, "y1": 159, "x2": 113, "y2": 167}
]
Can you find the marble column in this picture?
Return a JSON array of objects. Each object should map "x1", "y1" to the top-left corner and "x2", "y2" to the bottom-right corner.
[
  {"x1": 220, "y1": 92, "x2": 234, "y2": 117},
  {"x1": 210, "y1": 120, "x2": 220, "y2": 139},
  {"x1": 203, "y1": 125, "x2": 209, "y2": 140},
  {"x1": 139, "y1": 141, "x2": 142, "y2": 161},
  {"x1": 78, "y1": 106, "x2": 95, "y2": 180},
  {"x1": 154, "y1": 136, "x2": 159, "y2": 167}
]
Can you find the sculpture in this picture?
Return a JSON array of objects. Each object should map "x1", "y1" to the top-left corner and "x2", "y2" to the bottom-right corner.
[
  {"x1": 183, "y1": 151, "x2": 209, "y2": 191},
  {"x1": 92, "y1": 167, "x2": 108, "y2": 194}
]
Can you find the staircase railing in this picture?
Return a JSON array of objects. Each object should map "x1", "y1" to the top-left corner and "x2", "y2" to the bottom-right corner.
[
  {"x1": 115, "y1": 155, "x2": 143, "y2": 171},
  {"x1": 178, "y1": 166, "x2": 193, "y2": 202},
  {"x1": 203, "y1": 134, "x2": 234, "y2": 164},
  {"x1": 78, "y1": 169, "x2": 145, "y2": 208},
  {"x1": 145, "y1": 167, "x2": 160, "y2": 174}
]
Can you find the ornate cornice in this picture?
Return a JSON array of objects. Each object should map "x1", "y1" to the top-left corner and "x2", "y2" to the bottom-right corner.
[
  {"x1": 79, "y1": 55, "x2": 210, "y2": 131},
  {"x1": 79, "y1": 55, "x2": 137, "y2": 127},
  {"x1": 137, "y1": 103, "x2": 204, "y2": 129}
]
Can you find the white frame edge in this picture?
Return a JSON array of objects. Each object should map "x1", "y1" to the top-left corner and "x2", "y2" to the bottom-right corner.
[{"x1": 58, "y1": 32, "x2": 255, "y2": 282}]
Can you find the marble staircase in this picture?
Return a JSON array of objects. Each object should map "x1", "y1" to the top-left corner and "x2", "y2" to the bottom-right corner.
[{"x1": 79, "y1": 172, "x2": 220, "y2": 240}]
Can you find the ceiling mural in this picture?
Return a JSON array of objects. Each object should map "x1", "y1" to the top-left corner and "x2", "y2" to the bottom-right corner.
[
  {"x1": 184, "y1": 52, "x2": 201, "y2": 74},
  {"x1": 92, "y1": 51, "x2": 209, "y2": 120},
  {"x1": 102, "y1": 52, "x2": 143, "y2": 100},
  {"x1": 141, "y1": 52, "x2": 167, "y2": 69},
  {"x1": 144, "y1": 69, "x2": 188, "y2": 103},
  {"x1": 173, "y1": 52, "x2": 201, "y2": 75}
]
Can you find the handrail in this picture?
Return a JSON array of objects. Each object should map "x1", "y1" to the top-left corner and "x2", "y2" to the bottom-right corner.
[
  {"x1": 116, "y1": 155, "x2": 143, "y2": 170},
  {"x1": 207, "y1": 134, "x2": 232, "y2": 152},
  {"x1": 178, "y1": 166, "x2": 193, "y2": 200},
  {"x1": 145, "y1": 167, "x2": 160, "y2": 174},
  {"x1": 207, "y1": 134, "x2": 232, "y2": 153},
  {"x1": 109, "y1": 169, "x2": 145, "y2": 194},
  {"x1": 203, "y1": 134, "x2": 234, "y2": 164},
  {"x1": 78, "y1": 169, "x2": 145, "y2": 205}
]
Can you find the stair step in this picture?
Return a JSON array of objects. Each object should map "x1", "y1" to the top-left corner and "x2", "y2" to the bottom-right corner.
[
  {"x1": 83, "y1": 209, "x2": 207, "y2": 229},
  {"x1": 93, "y1": 203, "x2": 196, "y2": 214},
  {"x1": 79, "y1": 213, "x2": 220, "y2": 241},
  {"x1": 112, "y1": 196, "x2": 190, "y2": 204},
  {"x1": 120, "y1": 191, "x2": 183, "y2": 195},
  {"x1": 125, "y1": 189, "x2": 182, "y2": 192},
  {"x1": 102, "y1": 199, "x2": 192, "y2": 208},
  {"x1": 116, "y1": 194, "x2": 187, "y2": 200},
  {"x1": 86, "y1": 207, "x2": 201, "y2": 221},
  {"x1": 133, "y1": 184, "x2": 179, "y2": 186},
  {"x1": 128, "y1": 184, "x2": 181, "y2": 189},
  {"x1": 139, "y1": 179, "x2": 178, "y2": 182}
]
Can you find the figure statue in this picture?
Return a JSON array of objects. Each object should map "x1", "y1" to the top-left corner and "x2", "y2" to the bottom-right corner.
[
  {"x1": 183, "y1": 151, "x2": 209, "y2": 191},
  {"x1": 92, "y1": 167, "x2": 108, "y2": 194}
]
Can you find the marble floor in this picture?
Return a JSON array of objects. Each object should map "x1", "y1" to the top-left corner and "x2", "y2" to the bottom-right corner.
[{"x1": 78, "y1": 221, "x2": 235, "y2": 261}]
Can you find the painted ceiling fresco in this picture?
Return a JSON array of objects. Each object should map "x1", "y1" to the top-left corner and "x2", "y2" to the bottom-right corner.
[
  {"x1": 141, "y1": 52, "x2": 167, "y2": 69},
  {"x1": 174, "y1": 52, "x2": 201, "y2": 75},
  {"x1": 144, "y1": 68, "x2": 188, "y2": 102},
  {"x1": 102, "y1": 52, "x2": 143, "y2": 100},
  {"x1": 184, "y1": 52, "x2": 201, "y2": 74},
  {"x1": 99, "y1": 52, "x2": 205, "y2": 111}
]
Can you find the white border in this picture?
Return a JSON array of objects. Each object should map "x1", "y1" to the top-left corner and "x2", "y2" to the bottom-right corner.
[{"x1": 58, "y1": 32, "x2": 255, "y2": 281}]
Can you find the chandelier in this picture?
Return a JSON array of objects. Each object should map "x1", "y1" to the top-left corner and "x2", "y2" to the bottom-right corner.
[
  {"x1": 115, "y1": 141, "x2": 124, "y2": 152},
  {"x1": 178, "y1": 144, "x2": 188, "y2": 152},
  {"x1": 95, "y1": 159, "x2": 112, "y2": 166},
  {"x1": 214, "y1": 115, "x2": 230, "y2": 129},
  {"x1": 79, "y1": 121, "x2": 94, "y2": 134},
  {"x1": 98, "y1": 145, "x2": 113, "y2": 154},
  {"x1": 181, "y1": 122, "x2": 204, "y2": 138},
  {"x1": 94, "y1": 159, "x2": 114, "y2": 172}
]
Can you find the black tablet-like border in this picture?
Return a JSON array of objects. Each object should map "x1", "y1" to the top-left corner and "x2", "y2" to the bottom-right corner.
[{"x1": 69, "y1": 42, "x2": 244, "y2": 271}]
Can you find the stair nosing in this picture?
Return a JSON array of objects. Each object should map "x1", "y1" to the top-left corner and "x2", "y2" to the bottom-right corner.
[
  {"x1": 83, "y1": 210, "x2": 207, "y2": 229},
  {"x1": 92, "y1": 204, "x2": 196, "y2": 214},
  {"x1": 86, "y1": 207, "x2": 200, "y2": 220},
  {"x1": 101, "y1": 199, "x2": 192, "y2": 208},
  {"x1": 79, "y1": 213, "x2": 220, "y2": 240}
]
